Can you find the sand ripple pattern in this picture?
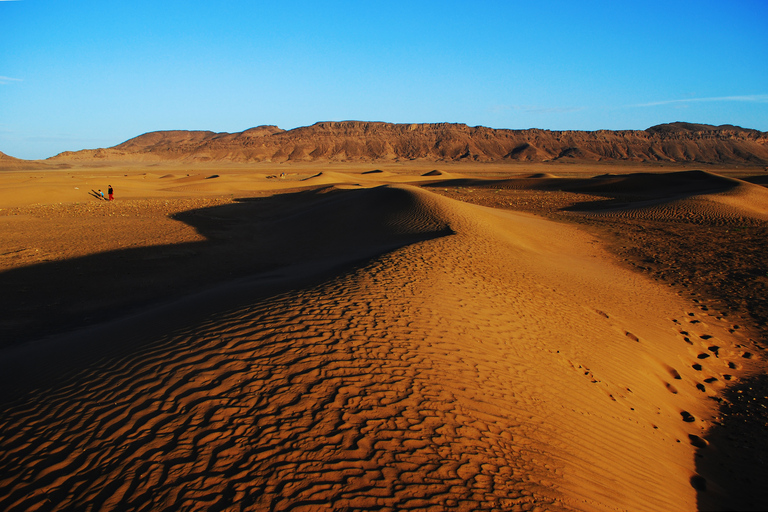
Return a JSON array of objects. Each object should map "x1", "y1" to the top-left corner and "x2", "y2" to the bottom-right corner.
[
  {"x1": 0, "y1": 186, "x2": 741, "y2": 511},
  {"x1": 576, "y1": 176, "x2": 768, "y2": 226}
]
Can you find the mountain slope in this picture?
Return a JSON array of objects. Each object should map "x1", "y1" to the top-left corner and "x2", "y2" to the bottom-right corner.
[{"x1": 36, "y1": 121, "x2": 768, "y2": 165}]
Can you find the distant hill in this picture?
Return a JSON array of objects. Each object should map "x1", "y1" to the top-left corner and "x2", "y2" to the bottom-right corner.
[
  {"x1": 20, "y1": 122, "x2": 768, "y2": 165},
  {"x1": 0, "y1": 150, "x2": 54, "y2": 169},
  {"x1": 0, "y1": 151, "x2": 21, "y2": 161}
]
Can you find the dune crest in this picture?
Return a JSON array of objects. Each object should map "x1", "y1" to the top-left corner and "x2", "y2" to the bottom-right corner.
[
  {"x1": 560, "y1": 171, "x2": 768, "y2": 224},
  {"x1": 0, "y1": 185, "x2": 746, "y2": 511}
]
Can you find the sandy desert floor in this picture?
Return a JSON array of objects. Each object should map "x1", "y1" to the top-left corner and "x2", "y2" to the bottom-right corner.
[{"x1": 0, "y1": 162, "x2": 766, "y2": 511}]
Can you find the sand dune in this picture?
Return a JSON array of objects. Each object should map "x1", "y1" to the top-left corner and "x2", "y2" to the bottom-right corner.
[
  {"x1": 570, "y1": 170, "x2": 740, "y2": 194},
  {"x1": 562, "y1": 171, "x2": 768, "y2": 224},
  {"x1": 300, "y1": 171, "x2": 368, "y2": 186},
  {"x1": 576, "y1": 183, "x2": 768, "y2": 224},
  {"x1": 423, "y1": 169, "x2": 768, "y2": 225},
  {"x1": 0, "y1": 178, "x2": 757, "y2": 511}
]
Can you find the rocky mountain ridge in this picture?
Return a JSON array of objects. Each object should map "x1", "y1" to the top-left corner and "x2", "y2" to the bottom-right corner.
[{"x1": 24, "y1": 122, "x2": 768, "y2": 165}]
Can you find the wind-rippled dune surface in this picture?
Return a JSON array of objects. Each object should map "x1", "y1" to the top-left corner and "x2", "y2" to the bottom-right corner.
[
  {"x1": 568, "y1": 171, "x2": 768, "y2": 225},
  {"x1": 0, "y1": 185, "x2": 748, "y2": 511}
]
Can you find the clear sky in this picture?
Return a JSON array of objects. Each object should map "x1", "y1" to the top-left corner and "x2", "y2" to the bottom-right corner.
[{"x1": 2, "y1": 0, "x2": 767, "y2": 160}]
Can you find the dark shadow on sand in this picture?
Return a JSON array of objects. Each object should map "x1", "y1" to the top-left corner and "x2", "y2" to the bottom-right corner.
[
  {"x1": 695, "y1": 373, "x2": 768, "y2": 511},
  {"x1": 742, "y1": 175, "x2": 768, "y2": 187},
  {"x1": 423, "y1": 170, "x2": 744, "y2": 213},
  {"x1": 561, "y1": 170, "x2": 743, "y2": 212},
  {"x1": 0, "y1": 186, "x2": 453, "y2": 380}
]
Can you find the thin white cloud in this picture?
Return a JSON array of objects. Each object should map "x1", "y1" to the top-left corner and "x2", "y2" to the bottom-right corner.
[
  {"x1": 0, "y1": 76, "x2": 22, "y2": 84},
  {"x1": 634, "y1": 95, "x2": 768, "y2": 107}
]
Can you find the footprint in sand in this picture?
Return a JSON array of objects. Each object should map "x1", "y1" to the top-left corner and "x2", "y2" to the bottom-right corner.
[
  {"x1": 625, "y1": 331, "x2": 639, "y2": 342},
  {"x1": 688, "y1": 434, "x2": 708, "y2": 448},
  {"x1": 690, "y1": 475, "x2": 707, "y2": 491}
]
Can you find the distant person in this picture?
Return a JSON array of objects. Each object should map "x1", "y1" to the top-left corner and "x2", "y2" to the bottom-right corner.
[
  {"x1": 108, "y1": 185, "x2": 114, "y2": 201},
  {"x1": 98, "y1": 189, "x2": 104, "y2": 199}
]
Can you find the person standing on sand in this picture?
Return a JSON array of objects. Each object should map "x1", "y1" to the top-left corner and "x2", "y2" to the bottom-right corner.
[{"x1": 108, "y1": 185, "x2": 114, "y2": 201}]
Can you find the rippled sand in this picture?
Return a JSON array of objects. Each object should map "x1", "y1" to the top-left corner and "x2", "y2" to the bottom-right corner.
[{"x1": 0, "y1": 165, "x2": 764, "y2": 511}]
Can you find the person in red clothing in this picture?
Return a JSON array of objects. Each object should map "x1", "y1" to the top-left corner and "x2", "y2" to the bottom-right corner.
[{"x1": 108, "y1": 185, "x2": 114, "y2": 201}]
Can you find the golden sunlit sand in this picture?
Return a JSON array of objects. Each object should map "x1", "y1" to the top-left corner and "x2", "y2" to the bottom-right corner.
[{"x1": 0, "y1": 162, "x2": 766, "y2": 511}]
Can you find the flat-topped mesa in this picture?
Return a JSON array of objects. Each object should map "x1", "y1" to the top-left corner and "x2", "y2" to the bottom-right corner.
[{"x1": 29, "y1": 121, "x2": 768, "y2": 165}]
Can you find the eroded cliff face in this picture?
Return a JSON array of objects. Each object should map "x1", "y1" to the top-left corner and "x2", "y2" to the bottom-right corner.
[{"x1": 45, "y1": 121, "x2": 768, "y2": 165}]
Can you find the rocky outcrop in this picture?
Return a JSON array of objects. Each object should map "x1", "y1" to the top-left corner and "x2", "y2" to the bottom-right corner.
[{"x1": 41, "y1": 121, "x2": 768, "y2": 165}]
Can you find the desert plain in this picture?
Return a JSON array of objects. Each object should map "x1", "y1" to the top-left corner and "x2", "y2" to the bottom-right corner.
[{"x1": 1, "y1": 156, "x2": 767, "y2": 511}]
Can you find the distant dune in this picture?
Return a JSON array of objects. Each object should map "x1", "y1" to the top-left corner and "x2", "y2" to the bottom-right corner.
[
  {"x1": 20, "y1": 121, "x2": 768, "y2": 166},
  {"x1": 567, "y1": 171, "x2": 768, "y2": 224}
]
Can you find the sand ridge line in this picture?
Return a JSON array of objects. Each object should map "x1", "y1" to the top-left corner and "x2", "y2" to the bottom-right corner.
[
  {"x1": 570, "y1": 171, "x2": 768, "y2": 225},
  {"x1": 0, "y1": 185, "x2": 457, "y2": 347},
  {"x1": 424, "y1": 169, "x2": 768, "y2": 226}
]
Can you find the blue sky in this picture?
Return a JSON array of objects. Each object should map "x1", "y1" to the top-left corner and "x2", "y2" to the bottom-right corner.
[{"x1": 1, "y1": 0, "x2": 767, "y2": 159}]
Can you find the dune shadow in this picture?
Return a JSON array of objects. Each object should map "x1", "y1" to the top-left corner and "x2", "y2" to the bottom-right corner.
[
  {"x1": 558, "y1": 171, "x2": 743, "y2": 212},
  {"x1": 0, "y1": 186, "x2": 453, "y2": 353},
  {"x1": 742, "y1": 175, "x2": 768, "y2": 187},
  {"x1": 423, "y1": 170, "x2": 744, "y2": 213},
  {"x1": 695, "y1": 373, "x2": 768, "y2": 511},
  {"x1": 421, "y1": 176, "x2": 584, "y2": 190}
]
